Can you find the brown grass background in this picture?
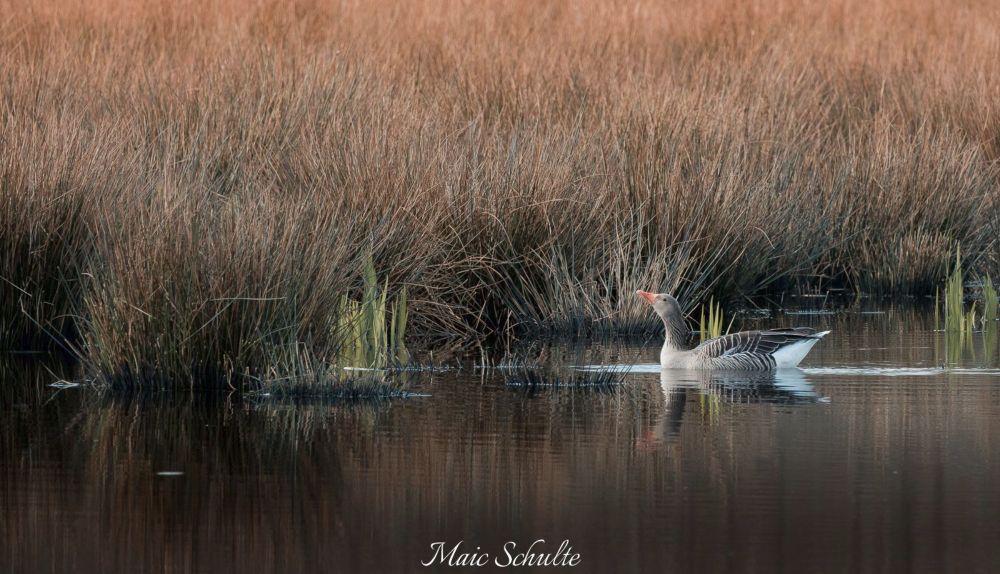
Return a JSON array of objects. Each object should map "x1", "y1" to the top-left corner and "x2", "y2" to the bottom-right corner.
[{"x1": 1, "y1": 0, "x2": 998, "y2": 382}]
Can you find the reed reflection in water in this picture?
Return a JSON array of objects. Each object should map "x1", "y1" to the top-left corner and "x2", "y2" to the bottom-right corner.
[{"x1": 3, "y1": 307, "x2": 1000, "y2": 573}]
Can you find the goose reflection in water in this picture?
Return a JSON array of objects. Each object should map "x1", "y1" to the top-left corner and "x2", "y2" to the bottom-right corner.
[{"x1": 641, "y1": 368, "x2": 827, "y2": 446}]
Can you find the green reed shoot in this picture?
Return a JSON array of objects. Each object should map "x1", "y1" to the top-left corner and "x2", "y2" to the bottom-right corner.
[
  {"x1": 944, "y1": 248, "x2": 968, "y2": 334},
  {"x1": 941, "y1": 247, "x2": 984, "y2": 363},
  {"x1": 699, "y1": 297, "x2": 724, "y2": 341},
  {"x1": 334, "y1": 258, "x2": 409, "y2": 369},
  {"x1": 390, "y1": 286, "x2": 410, "y2": 364},
  {"x1": 983, "y1": 276, "x2": 998, "y2": 325},
  {"x1": 934, "y1": 286, "x2": 940, "y2": 331},
  {"x1": 982, "y1": 276, "x2": 998, "y2": 366}
]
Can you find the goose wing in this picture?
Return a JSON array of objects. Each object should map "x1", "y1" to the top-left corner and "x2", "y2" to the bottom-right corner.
[{"x1": 693, "y1": 328, "x2": 824, "y2": 370}]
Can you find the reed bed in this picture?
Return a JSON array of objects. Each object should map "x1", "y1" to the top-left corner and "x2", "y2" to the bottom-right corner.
[{"x1": 2, "y1": 0, "x2": 999, "y2": 387}]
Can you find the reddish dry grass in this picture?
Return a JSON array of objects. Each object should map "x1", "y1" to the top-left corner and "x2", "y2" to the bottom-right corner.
[{"x1": 1, "y1": 0, "x2": 998, "y2": 383}]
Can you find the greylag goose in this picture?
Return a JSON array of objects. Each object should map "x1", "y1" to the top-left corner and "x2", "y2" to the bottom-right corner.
[{"x1": 637, "y1": 290, "x2": 829, "y2": 369}]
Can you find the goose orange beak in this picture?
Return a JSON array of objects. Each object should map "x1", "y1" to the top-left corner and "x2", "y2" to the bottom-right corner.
[{"x1": 636, "y1": 290, "x2": 657, "y2": 304}]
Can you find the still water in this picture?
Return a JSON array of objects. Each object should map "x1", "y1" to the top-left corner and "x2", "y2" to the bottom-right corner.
[{"x1": 3, "y1": 306, "x2": 1000, "y2": 573}]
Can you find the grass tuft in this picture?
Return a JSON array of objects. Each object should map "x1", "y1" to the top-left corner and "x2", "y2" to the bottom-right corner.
[{"x1": 334, "y1": 257, "x2": 409, "y2": 369}]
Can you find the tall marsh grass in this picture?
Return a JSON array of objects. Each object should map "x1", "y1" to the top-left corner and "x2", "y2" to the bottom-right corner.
[{"x1": 2, "y1": 0, "x2": 999, "y2": 385}]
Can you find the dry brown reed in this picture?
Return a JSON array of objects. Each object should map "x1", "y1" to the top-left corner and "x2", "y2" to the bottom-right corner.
[{"x1": 2, "y1": 0, "x2": 999, "y2": 385}]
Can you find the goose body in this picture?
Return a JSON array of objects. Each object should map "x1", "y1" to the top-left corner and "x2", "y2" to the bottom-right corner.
[{"x1": 637, "y1": 290, "x2": 829, "y2": 370}]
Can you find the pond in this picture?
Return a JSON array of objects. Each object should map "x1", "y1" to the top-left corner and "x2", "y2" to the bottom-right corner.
[{"x1": 2, "y1": 304, "x2": 1000, "y2": 573}]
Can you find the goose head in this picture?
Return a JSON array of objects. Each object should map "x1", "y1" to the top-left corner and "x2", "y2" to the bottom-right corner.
[
  {"x1": 637, "y1": 290, "x2": 689, "y2": 350},
  {"x1": 636, "y1": 290, "x2": 682, "y2": 321}
]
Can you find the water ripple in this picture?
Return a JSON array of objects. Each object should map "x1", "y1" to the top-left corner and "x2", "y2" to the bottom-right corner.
[{"x1": 802, "y1": 367, "x2": 1000, "y2": 377}]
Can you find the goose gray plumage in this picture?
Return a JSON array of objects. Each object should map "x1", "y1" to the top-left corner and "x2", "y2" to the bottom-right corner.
[{"x1": 637, "y1": 290, "x2": 829, "y2": 369}]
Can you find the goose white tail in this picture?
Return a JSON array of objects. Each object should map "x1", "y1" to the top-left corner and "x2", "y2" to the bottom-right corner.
[{"x1": 772, "y1": 330, "x2": 831, "y2": 368}]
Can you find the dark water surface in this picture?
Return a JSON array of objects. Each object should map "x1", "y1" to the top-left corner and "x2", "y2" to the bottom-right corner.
[{"x1": 3, "y1": 307, "x2": 1000, "y2": 573}]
